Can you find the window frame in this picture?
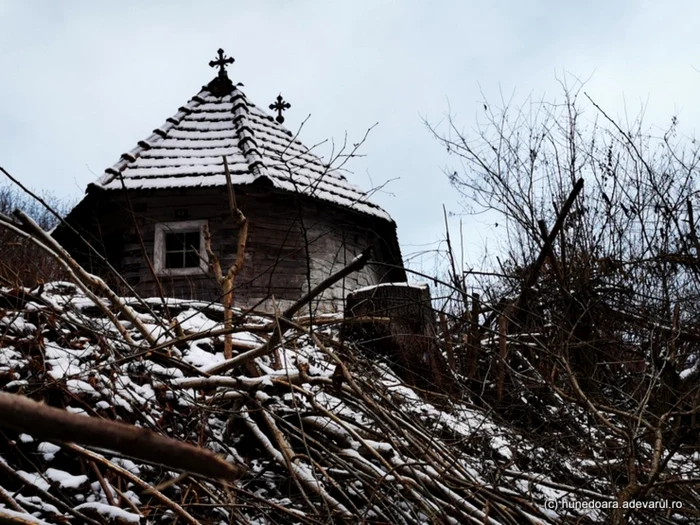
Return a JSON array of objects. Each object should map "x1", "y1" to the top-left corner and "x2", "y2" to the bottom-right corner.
[{"x1": 153, "y1": 220, "x2": 209, "y2": 276}]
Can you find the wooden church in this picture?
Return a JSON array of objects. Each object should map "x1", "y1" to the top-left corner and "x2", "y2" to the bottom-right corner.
[{"x1": 53, "y1": 49, "x2": 406, "y2": 312}]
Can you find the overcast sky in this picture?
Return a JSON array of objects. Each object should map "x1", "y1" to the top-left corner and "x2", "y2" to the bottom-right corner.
[{"x1": 2, "y1": 1, "x2": 700, "y2": 275}]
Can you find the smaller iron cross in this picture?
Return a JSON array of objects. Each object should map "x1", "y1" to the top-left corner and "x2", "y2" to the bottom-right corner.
[
  {"x1": 209, "y1": 48, "x2": 235, "y2": 76},
  {"x1": 269, "y1": 94, "x2": 291, "y2": 124}
]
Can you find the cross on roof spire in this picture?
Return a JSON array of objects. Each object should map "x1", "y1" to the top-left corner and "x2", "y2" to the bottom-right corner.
[
  {"x1": 209, "y1": 48, "x2": 235, "y2": 78},
  {"x1": 269, "y1": 94, "x2": 291, "y2": 124}
]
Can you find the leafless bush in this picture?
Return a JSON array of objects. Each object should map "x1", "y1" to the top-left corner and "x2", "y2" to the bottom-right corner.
[
  {"x1": 429, "y1": 79, "x2": 700, "y2": 523},
  {"x1": 0, "y1": 183, "x2": 73, "y2": 287}
]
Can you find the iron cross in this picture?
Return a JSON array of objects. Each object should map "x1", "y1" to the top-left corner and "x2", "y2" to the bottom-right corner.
[
  {"x1": 269, "y1": 94, "x2": 291, "y2": 124},
  {"x1": 209, "y1": 48, "x2": 235, "y2": 76}
]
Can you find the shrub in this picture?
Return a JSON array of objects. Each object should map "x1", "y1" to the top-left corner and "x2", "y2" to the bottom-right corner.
[{"x1": 0, "y1": 184, "x2": 74, "y2": 287}]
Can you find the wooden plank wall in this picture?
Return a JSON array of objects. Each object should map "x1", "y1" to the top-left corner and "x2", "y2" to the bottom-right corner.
[{"x1": 62, "y1": 185, "x2": 403, "y2": 313}]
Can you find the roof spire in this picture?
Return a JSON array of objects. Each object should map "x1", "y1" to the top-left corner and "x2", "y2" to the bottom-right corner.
[
  {"x1": 206, "y1": 48, "x2": 235, "y2": 97},
  {"x1": 269, "y1": 94, "x2": 291, "y2": 124},
  {"x1": 209, "y1": 48, "x2": 235, "y2": 77}
]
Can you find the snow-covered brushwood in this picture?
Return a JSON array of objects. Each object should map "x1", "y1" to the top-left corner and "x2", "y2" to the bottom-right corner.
[
  {"x1": 1, "y1": 283, "x2": 697, "y2": 523},
  {"x1": 0, "y1": 392, "x2": 241, "y2": 481},
  {"x1": 73, "y1": 502, "x2": 141, "y2": 525},
  {"x1": 242, "y1": 408, "x2": 354, "y2": 520}
]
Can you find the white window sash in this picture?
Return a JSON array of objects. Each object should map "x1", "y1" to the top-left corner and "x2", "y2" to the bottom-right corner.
[{"x1": 153, "y1": 220, "x2": 209, "y2": 276}]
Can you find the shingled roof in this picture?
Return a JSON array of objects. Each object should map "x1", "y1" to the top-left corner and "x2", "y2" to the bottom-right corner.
[{"x1": 94, "y1": 54, "x2": 391, "y2": 221}]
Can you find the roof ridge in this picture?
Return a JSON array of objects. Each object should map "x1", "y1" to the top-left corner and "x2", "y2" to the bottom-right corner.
[{"x1": 229, "y1": 88, "x2": 265, "y2": 179}]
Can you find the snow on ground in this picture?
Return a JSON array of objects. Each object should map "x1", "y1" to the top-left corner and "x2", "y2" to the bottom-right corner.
[{"x1": 0, "y1": 284, "x2": 697, "y2": 523}]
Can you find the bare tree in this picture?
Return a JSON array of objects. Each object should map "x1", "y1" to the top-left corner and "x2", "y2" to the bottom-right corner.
[
  {"x1": 428, "y1": 79, "x2": 700, "y2": 524},
  {"x1": 0, "y1": 183, "x2": 73, "y2": 287},
  {"x1": 203, "y1": 156, "x2": 249, "y2": 360}
]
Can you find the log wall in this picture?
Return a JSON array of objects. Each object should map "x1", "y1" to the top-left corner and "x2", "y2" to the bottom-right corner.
[{"x1": 54, "y1": 184, "x2": 405, "y2": 313}]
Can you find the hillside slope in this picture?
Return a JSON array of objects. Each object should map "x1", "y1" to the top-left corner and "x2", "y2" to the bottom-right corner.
[{"x1": 0, "y1": 283, "x2": 696, "y2": 524}]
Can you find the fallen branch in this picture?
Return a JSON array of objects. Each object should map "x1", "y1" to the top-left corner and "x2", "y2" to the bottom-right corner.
[
  {"x1": 67, "y1": 444, "x2": 199, "y2": 525},
  {"x1": 0, "y1": 508, "x2": 51, "y2": 525},
  {"x1": 0, "y1": 486, "x2": 23, "y2": 513},
  {"x1": 0, "y1": 392, "x2": 242, "y2": 480},
  {"x1": 0, "y1": 459, "x2": 101, "y2": 525},
  {"x1": 242, "y1": 408, "x2": 353, "y2": 519},
  {"x1": 166, "y1": 372, "x2": 302, "y2": 391}
]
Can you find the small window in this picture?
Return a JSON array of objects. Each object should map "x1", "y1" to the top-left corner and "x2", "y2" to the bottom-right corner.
[
  {"x1": 164, "y1": 231, "x2": 201, "y2": 269},
  {"x1": 154, "y1": 220, "x2": 209, "y2": 276}
]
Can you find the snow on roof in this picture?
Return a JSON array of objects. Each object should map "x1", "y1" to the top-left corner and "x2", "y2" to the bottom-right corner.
[{"x1": 96, "y1": 81, "x2": 392, "y2": 222}]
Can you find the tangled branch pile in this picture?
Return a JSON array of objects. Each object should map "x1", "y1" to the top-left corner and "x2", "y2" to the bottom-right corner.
[
  {"x1": 2, "y1": 275, "x2": 698, "y2": 524},
  {"x1": 0, "y1": 281, "x2": 565, "y2": 524},
  {"x1": 427, "y1": 82, "x2": 700, "y2": 524}
]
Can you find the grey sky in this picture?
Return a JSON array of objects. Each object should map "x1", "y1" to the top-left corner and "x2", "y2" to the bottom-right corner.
[{"x1": 2, "y1": 1, "x2": 699, "y2": 274}]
